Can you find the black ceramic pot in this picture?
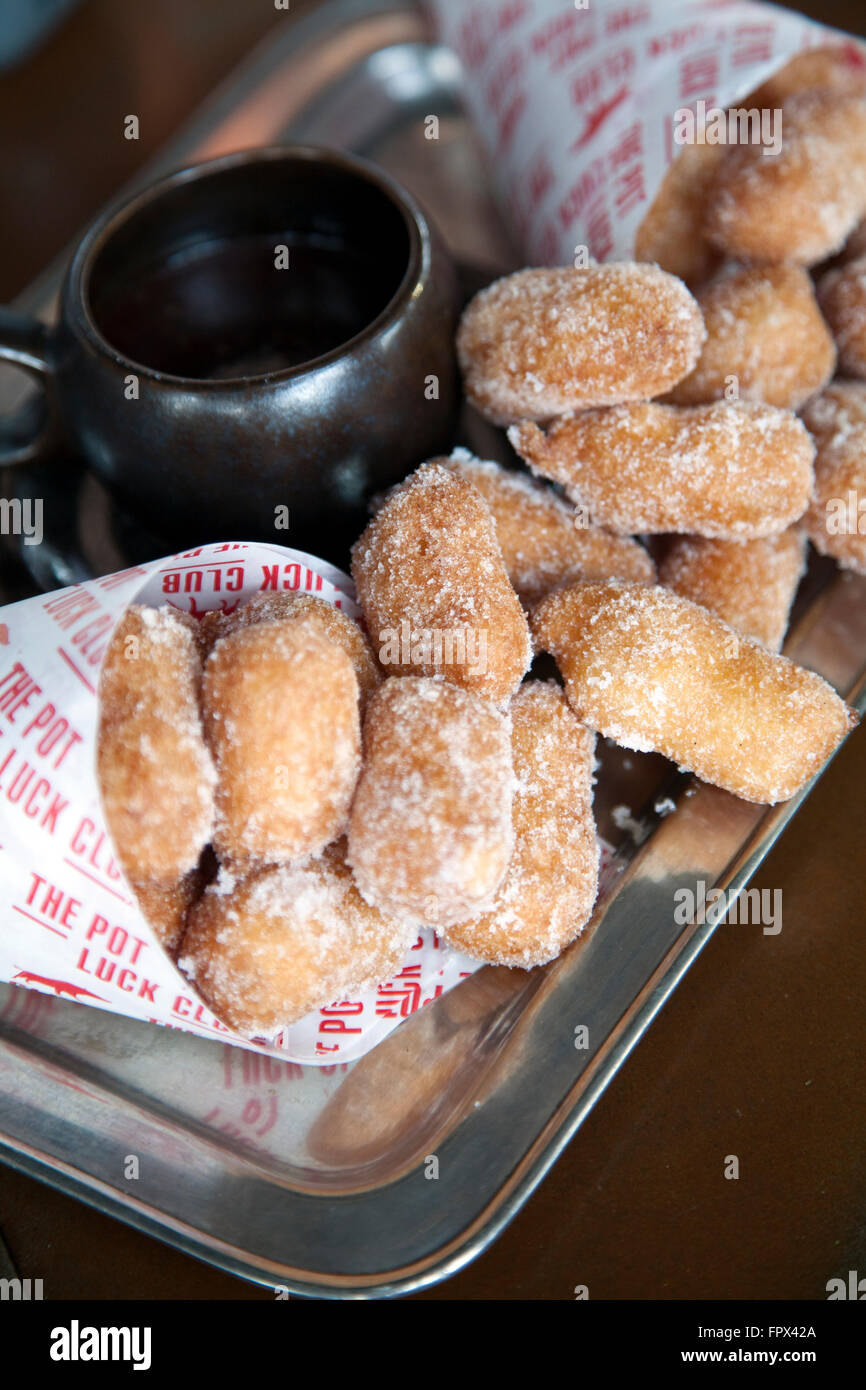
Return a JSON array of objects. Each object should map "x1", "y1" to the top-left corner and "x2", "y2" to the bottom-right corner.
[{"x1": 0, "y1": 146, "x2": 461, "y2": 554}]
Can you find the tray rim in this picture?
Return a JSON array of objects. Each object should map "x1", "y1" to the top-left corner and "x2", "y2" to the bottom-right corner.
[{"x1": 1, "y1": 0, "x2": 865, "y2": 1298}]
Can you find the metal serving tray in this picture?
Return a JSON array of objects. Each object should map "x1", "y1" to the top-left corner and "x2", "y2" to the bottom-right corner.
[{"x1": 1, "y1": 0, "x2": 865, "y2": 1297}]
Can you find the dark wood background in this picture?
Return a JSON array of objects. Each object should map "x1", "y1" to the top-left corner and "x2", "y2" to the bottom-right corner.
[{"x1": 0, "y1": 0, "x2": 864, "y2": 1300}]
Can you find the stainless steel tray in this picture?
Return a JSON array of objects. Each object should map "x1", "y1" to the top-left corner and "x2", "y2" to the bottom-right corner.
[{"x1": 1, "y1": 0, "x2": 864, "y2": 1298}]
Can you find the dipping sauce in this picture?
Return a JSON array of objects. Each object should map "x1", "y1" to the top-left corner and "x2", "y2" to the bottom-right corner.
[{"x1": 94, "y1": 231, "x2": 404, "y2": 380}]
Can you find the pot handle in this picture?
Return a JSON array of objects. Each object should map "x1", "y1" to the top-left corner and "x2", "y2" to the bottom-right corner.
[{"x1": 0, "y1": 308, "x2": 63, "y2": 466}]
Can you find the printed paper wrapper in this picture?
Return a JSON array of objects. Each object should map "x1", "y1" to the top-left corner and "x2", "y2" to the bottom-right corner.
[
  {"x1": 0, "y1": 542, "x2": 500, "y2": 1066},
  {"x1": 429, "y1": 0, "x2": 866, "y2": 266}
]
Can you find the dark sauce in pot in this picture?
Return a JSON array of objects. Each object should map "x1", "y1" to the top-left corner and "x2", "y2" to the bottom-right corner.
[{"x1": 95, "y1": 231, "x2": 401, "y2": 380}]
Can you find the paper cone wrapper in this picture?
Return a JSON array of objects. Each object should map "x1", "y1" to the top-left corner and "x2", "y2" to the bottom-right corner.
[
  {"x1": 429, "y1": 0, "x2": 866, "y2": 265},
  {"x1": 0, "y1": 542, "x2": 506, "y2": 1065}
]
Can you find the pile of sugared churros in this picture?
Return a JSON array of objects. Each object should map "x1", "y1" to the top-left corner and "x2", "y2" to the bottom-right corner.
[{"x1": 96, "y1": 50, "x2": 864, "y2": 1037}]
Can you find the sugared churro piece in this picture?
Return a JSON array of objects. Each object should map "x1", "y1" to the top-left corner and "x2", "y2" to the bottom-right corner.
[
  {"x1": 510, "y1": 401, "x2": 814, "y2": 538},
  {"x1": 667, "y1": 264, "x2": 836, "y2": 410},
  {"x1": 817, "y1": 255, "x2": 866, "y2": 379},
  {"x1": 441, "y1": 450, "x2": 655, "y2": 605},
  {"x1": 131, "y1": 870, "x2": 204, "y2": 958},
  {"x1": 532, "y1": 582, "x2": 856, "y2": 804},
  {"x1": 179, "y1": 844, "x2": 416, "y2": 1036},
  {"x1": 456, "y1": 264, "x2": 705, "y2": 425},
  {"x1": 351, "y1": 462, "x2": 531, "y2": 704},
  {"x1": 635, "y1": 142, "x2": 725, "y2": 287},
  {"x1": 98, "y1": 605, "x2": 216, "y2": 882},
  {"x1": 705, "y1": 91, "x2": 866, "y2": 267},
  {"x1": 746, "y1": 44, "x2": 866, "y2": 108},
  {"x1": 202, "y1": 623, "x2": 360, "y2": 867},
  {"x1": 347, "y1": 677, "x2": 514, "y2": 929},
  {"x1": 198, "y1": 591, "x2": 382, "y2": 711},
  {"x1": 801, "y1": 382, "x2": 866, "y2": 575},
  {"x1": 658, "y1": 532, "x2": 806, "y2": 652},
  {"x1": 443, "y1": 682, "x2": 598, "y2": 968}
]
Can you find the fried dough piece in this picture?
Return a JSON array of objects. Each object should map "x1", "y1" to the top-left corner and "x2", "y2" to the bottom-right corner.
[
  {"x1": 98, "y1": 605, "x2": 215, "y2": 882},
  {"x1": 179, "y1": 843, "x2": 416, "y2": 1036},
  {"x1": 531, "y1": 581, "x2": 856, "y2": 804},
  {"x1": 347, "y1": 677, "x2": 514, "y2": 930},
  {"x1": 817, "y1": 255, "x2": 866, "y2": 380},
  {"x1": 705, "y1": 91, "x2": 866, "y2": 266},
  {"x1": 202, "y1": 623, "x2": 360, "y2": 867},
  {"x1": 510, "y1": 401, "x2": 814, "y2": 538},
  {"x1": 635, "y1": 142, "x2": 726, "y2": 287},
  {"x1": 441, "y1": 450, "x2": 655, "y2": 605},
  {"x1": 443, "y1": 682, "x2": 599, "y2": 968},
  {"x1": 801, "y1": 381, "x2": 866, "y2": 575},
  {"x1": 658, "y1": 531, "x2": 806, "y2": 651},
  {"x1": 456, "y1": 264, "x2": 705, "y2": 425},
  {"x1": 198, "y1": 591, "x2": 382, "y2": 711},
  {"x1": 667, "y1": 263, "x2": 836, "y2": 410},
  {"x1": 351, "y1": 462, "x2": 531, "y2": 704}
]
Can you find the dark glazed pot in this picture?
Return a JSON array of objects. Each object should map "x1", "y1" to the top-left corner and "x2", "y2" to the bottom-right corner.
[{"x1": 0, "y1": 147, "x2": 461, "y2": 555}]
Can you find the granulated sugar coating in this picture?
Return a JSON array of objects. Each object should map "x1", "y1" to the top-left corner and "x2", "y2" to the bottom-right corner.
[
  {"x1": 178, "y1": 842, "x2": 417, "y2": 1036},
  {"x1": 443, "y1": 681, "x2": 599, "y2": 969},
  {"x1": 347, "y1": 677, "x2": 514, "y2": 929},
  {"x1": 510, "y1": 401, "x2": 814, "y2": 538},
  {"x1": 667, "y1": 264, "x2": 836, "y2": 411},
  {"x1": 456, "y1": 264, "x2": 705, "y2": 425},
  {"x1": 531, "y1": 581, "x2": 856, "y2": 805},
  {"x1": 97, "y1": 605, "x2": 216, "y2": 882},
  {"x1": 705, "y1": 91, "x2": 866, "y2": 267},
  {"x1": 818, "y1": 255, "x2": 866, "y2": 381},
  {"x1": 130, "y1": 869, "x2": 204, "y2": 958},
  {"x1": 202, "y1": 622, "x2": 360, "y2": 867},
  {"x1": 635, "y1": 142, "x2": 726, "y2": 288},
  {"x1": 351, "y1": 462, "x2": 531, "y2": 704},
  {"x1": 659, "y1": 531, "x2": 807, "y2": 652},
  {"x1": 801, "y1": 381, "x2": 866, "y2": 575},
  {"x1": 441, "y1": 450, "x2": 655, "y2": 607},
  {"x1": 200, "y1": 591, "x2": 382, "y2": 712}
]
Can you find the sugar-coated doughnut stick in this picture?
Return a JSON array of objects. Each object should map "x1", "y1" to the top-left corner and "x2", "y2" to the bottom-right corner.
[
  {"x1": 705, "y1": 91, "x2": 866, "y2": 267},
  {"x1": 202, "y1": 622, "x2": 360, "y2": 867},
  {"x1": 510, "y1": 401, "x2": 814, "y2": 539},
  {"x1": 198, "y1": 590, "x2": 382, "y2": 711},
  {"x1": 817, "y1": 255, "x2": 866, "y2": 380},
  {"x1": 456, "y1": 264, "x2": 705, "y2": 425},
  {"x1": 801, "y1": 381, "x2": 866, "y2": 575},
  {"x1": 667, "y1": 263, "x2": 836, "y2": 410},
  {"x1": 351, "y1": 462, "x2": 531, "y2": 705},
  {"x1": 531, "y1": 581, "x2": 856, "y2": 804},
  {"x1": 441, "y1": 450, "x2": 655, "y2": 606},
  {"x1": 443, "y1": 682, "x2": 599, "y2": 968},
  {"x1": 635, "y1": 142, "x2": 726, "y2": 288},
  {"x1": 347, "y1": 677, "x2": 514, "y2": 930},
  {"x1": 658, "y1": 531, "x2": 806, "y2": 652},
  {"x1": 178, "y1": 843, "x2": 417, "y2": 1037},
  {"x1": 98, "y1": 605, "x2": 216, "y2": 883}
]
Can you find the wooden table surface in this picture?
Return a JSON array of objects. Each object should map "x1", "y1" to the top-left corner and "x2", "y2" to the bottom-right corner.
[{"x1": 0, "y1": 0, "x2": 864, "y2": 1301}]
